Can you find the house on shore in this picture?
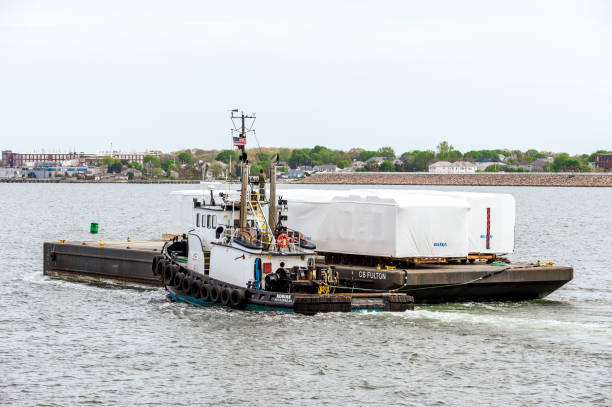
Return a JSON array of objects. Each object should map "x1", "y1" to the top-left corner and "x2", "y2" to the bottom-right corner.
[{"x1": 428, "y1": 161, "x2": 477, "y2": 174}]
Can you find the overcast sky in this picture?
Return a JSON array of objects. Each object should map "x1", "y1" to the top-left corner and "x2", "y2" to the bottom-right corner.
[{"x1": 1, "y1": 0, "x2": 610, "y2": 155}]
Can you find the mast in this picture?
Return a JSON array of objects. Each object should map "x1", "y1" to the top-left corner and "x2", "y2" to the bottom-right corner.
[
  {"x1": 231, "y1": 110, "x2": 255, "y2": 232},
  {"x1": 269, "y1": 154, "x2": 278, "y2": 233}
]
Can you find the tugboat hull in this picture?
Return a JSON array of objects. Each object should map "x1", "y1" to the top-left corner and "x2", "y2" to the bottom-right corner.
[{"x1": 163, "y1": 275, "x2": 413, "y2": 314}]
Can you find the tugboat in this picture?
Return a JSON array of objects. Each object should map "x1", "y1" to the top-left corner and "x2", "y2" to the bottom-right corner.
[{"x1": 152, "y1": 111, "x2": 413, "y2": 314}]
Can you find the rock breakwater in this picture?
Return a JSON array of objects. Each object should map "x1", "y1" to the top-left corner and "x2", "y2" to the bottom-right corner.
[{"x1": 298, "y1": 172, "x2": 612, "y2": 187}]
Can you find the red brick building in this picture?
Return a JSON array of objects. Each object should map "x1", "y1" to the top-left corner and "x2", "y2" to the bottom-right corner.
[
  {"x1": 594, "y1": 153, "x2": 612, "y2": 171},
  {"x1": 2, "y1": 150, "x2": 157, "y2": 168}
]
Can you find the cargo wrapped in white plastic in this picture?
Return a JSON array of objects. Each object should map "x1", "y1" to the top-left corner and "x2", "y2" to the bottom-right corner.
[
  {"x1": 442, "y1": 191, "x2": 515, "y2": 254},
  {"x1": 283, "y1": 190, "x2": 471, "y2": 258},
  {"x1": 348, "y1": 190, "x2": 516, "y2": 255}
]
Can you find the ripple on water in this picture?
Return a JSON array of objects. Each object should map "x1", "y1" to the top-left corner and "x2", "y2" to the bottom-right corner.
[{"x1": 0, "y1": 184, "x2": 611, "y2": 406}]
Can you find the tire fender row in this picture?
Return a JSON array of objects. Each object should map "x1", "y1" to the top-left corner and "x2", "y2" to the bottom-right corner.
[{"x1": 153, "y1": 255, "x2": 246, "y2": 309}]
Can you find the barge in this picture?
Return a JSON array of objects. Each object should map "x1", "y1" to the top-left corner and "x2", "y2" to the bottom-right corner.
[{"x1": 43, "y1": 240, "x2": 572, "y2": 303}]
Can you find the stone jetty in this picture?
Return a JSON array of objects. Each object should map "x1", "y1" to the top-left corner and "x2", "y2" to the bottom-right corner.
[{"x1": 297, "y1": 172, "x2": 612, "y2": 187}]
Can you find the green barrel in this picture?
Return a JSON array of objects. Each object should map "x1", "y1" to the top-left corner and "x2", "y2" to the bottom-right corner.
[{"x1": 90, "y1": 222, "x2": 99, "y2": 233}]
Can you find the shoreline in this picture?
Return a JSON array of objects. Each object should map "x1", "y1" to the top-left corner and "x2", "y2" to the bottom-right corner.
[
  {"x1": 297, "y1": 172, "x2": 612, "y2": 187},
  {"x1": 2, "y1": 172, "x2": 611, "y2": 187}
]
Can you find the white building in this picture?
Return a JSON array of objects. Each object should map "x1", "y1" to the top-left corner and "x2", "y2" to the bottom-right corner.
[{"x1": 428, "y1": 161, "x2": 477, "y2": 174}]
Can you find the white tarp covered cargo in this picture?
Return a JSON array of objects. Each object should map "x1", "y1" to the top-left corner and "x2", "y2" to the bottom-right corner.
[
  {"x1": 283, "y1": 190, "x2": 471, "y2": 258},
  {"x1": 169, "y1": 186, "x2": 515, "y2": 257},
  {"x1": 346, "y1": 189, "x2": 516, "y2": 255}
]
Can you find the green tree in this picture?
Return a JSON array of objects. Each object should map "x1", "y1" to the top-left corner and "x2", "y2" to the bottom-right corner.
[
  {"x1": 330, "y1": 150, "x2": 350, "y2": 164},
  {"x1": 127, "y1": 161, "x2": 142, "y2": 171},
  {"x1": 359, "y1": 150, "x2": 378, "y2": 161},
  {"x1": 412, "y1": 150, "x2": 436, "y2": 171},
  {"x1": 108, "y1": 161, "x2": 122, "y2": 173},
  {"x1": 177, "y1": 150, "x2": 193, "y2": 164},
  {"x1": 380, "y1": 160, "x2": 395, "y2": 172},
  {"x1": 289, "y1": 148, "x2": 311, "y2": 167},
  {"x1": 485, "y1": 164, "x2": 501, "y2": 172},
  {"x1": 377, "y1": 147, "x2": 396, "y2": 158},
  {"x1": 552, "y1": 154, "x2": 581, "y2": 172},
  {"x1": 278, "y1": 148, "x2": 292, "y2": 163},
  {"x1": 336, "y1": 160, "x2": 350, "y2": 169},
  {"x1": 99, "y1": 156, "x2": 115, "y2": 166},
  {"x1": 311, "y1": 145, "x2": 332, "y2": 164},
  {"x1": 436, "y1": 141, "x2": 453, "y2": 159},
  {"x1": 215, "y1": 150, "x2": 239, "y2": 164},
  {"x1": 161, "y1": 159, "x2": 178, "y2": 173},
  {"x1": 143, "y1": 155, "x2": 161, "y2": 168}
]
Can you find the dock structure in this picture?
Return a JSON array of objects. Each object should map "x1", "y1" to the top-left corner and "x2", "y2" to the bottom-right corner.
[
  {"x1": 43, "y1": 239, "x2": 573, "y2": 303},
  {"x1": 43, "y1": 240, "x2": 164, "y2": 286}
]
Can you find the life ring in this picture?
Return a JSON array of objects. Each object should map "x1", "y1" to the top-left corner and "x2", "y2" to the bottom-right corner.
[{"x1": 277, "y1": 233, "x2": 294, "y2": 248}]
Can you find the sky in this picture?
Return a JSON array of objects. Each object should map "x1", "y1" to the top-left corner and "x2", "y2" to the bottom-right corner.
[{"x1": 0, "y1": 0, "x2": 610, "y2": 155}]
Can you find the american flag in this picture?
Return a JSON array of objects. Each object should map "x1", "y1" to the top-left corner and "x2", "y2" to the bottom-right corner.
[{"x1": 233, "y1": 135, "x2": 246, "y2": 146}]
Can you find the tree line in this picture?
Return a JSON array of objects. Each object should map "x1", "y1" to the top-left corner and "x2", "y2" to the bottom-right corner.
[{"x1": 97, "y1": 144, "x2": 611, "y2": 179}]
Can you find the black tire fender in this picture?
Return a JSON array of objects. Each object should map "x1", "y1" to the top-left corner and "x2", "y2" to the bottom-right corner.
[
  {"x1": 230, "y1": 289, "x2": 246, "y2": 309},
  {"x1": 162, "y1": 264, "x2": 175, "y2": 286},
  {"x1": 173, "y1": 272, "x2": 185, "y2": 289},
  {"x1": 190, "y1": 280, "x2": 202, "y2": 298},
  {"x1": 200, "y1": 283, "x2": 211, "y2": 302},
  {"x1": 152, "y1": 256, "x2": 164, "y2": 274},
  {"x1": 209, "y1": 285, "x2": 221, "y2": 303},
  {"x1": 182, "y1": 276, "x2": 192, "y2": 293},
  {"x1": 221, "y1": 287, "x2": 232, "y2": 306}
]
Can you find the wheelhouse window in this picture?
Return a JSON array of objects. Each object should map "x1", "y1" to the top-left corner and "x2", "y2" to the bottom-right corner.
[
  {"x1": 212, "y1": 215, "x2": 217, "y2": 228},
  {"x1": 207, "y1": 215, "x2": 212, "y2": 228},
  {"x1": 196, "y1": 213, "x2": 200, "y2": 227}
]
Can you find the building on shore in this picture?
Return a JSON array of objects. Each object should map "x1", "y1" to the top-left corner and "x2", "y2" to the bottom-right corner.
[
  {"x1": 1, "y1": 150, "x2": 159, "y2": 168},
  {"x1": 594, "y1": 153, "x2": 612, "y2": 171},
  {"x1": 428, "y1": 161, "x2": 477, "y2": 174}
]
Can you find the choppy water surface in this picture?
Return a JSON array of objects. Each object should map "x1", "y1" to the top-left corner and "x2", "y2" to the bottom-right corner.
[{"x1": 0, "y1": 184, "x2": 610, "y2": 406}]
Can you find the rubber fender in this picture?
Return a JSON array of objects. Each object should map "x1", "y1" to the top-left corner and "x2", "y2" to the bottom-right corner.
[
  {"x1": 230, "y1": 289, "x2": 246, "y2": 309},
  {"x1": 190, "y1": 280, "x2": 202, "y2": 297},
  {"x1": 200, "y1": 283, "x2": 211, "y2": 302},
  {"x1": 162, "y1": 264, "x2": 175, "y2": 286},
  {"x1": 182, "y1": 276, "x2": 192, "y2": 293},
  {"x1": 173, "y1": 272, "x2": 185, "y2": 289},
  {"x1": 154, "y1": 259, "x2": 165, "y2": 276},
  {"x1": 221, "y1": 287, "x2": 232, "y2": 306},
  {"x1": 209, "y1": 285, "x2": 221, "y2": 303},
  {"x1": 152, "y1": 256, "x2": 161, "y2": 273}
]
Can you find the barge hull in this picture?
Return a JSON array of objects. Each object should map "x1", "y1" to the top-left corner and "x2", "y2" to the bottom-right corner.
[
  {"x1": 333, "y1": 263, "x2": 573, "y2": 304},
  {"x1": 43, "y1": 241, "x2": 164, "y2": 286},
  {"x1": 42, "y1": 240, "x2": 573, "y2": 304}
]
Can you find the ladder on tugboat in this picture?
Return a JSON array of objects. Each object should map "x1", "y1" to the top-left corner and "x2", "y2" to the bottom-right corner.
[{"x1": 248, "y1": 193, "x2": 275, "y2": 247}]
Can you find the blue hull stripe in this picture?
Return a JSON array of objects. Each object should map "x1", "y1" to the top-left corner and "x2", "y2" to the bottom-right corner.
[
  {"x1": 167, "y1": 293, "x2": 295, "y2": 313},
  {"x1": 167, "y1": 293, "x2": 383, "y2": 313}
]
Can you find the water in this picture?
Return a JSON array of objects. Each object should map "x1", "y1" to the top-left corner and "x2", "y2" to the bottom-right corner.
[{"x1": 1, "y1": 184, "x2": 610, "y2": 406}]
